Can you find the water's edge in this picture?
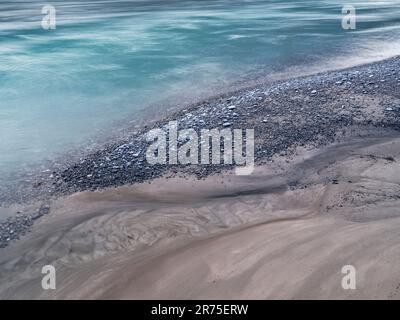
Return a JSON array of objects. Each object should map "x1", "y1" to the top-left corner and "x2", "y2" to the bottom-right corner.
[{"x1": 1, "y1": 55, "x2": 400, "y2": 248}]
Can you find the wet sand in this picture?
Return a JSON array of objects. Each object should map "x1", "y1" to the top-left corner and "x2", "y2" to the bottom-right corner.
[{"x1": 1, "y1": 132, "x2": 400, "y2": 299}]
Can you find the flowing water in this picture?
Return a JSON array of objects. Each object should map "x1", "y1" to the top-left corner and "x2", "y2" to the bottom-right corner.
[{"x1": 1, "y1": 0, "x2": 400, "y2": 184}]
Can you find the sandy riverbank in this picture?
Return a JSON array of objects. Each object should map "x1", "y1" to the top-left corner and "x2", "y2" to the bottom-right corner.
[{"x1": 1, "y1": 57, "x2": 400, "y2": 298}]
